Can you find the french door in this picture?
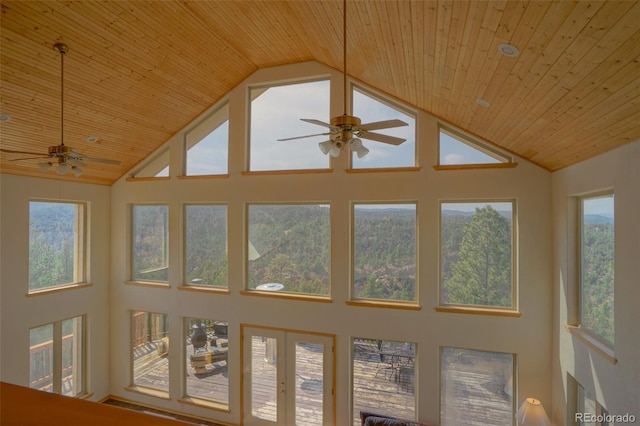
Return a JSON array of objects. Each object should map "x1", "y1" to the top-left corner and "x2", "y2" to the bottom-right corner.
[{"x1": 242, "y1": 326, "x2": 335, "y2": 425}]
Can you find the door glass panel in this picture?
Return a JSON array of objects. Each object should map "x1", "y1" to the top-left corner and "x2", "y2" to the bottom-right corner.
[
  {"x1": 61, "y1": 316, "x2": 83, "y2": 396},
  {"x1": 251, "y1": 335, "x2": 278, "y2": 421},
  {"x1": 295, "y1": 341, "x2": 324, "y2": 425},
  {"x1": 30, "y1": 324, "x2": 54, "y2": 392}
]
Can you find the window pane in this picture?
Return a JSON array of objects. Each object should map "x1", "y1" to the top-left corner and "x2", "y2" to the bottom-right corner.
[
  {"x1": 186, "y1": 103, "x2": 229, "y2": 175},
  {"x1": 29, "y1": 201, "x2": 83, "y2": 291},
  {"x1": 440, "y1": 202, "x2": 514, "y2": 308},
  {"x1": 439, "y1": 128, "x2": 509, "y2": 165},
  {"x1": 352, "y1": 338, "x2": 416, "y2": 425},
  {"x1": 581, "y1": 194, "x2": 615, "y2": 345},
  {"x1": 353, "y1": 204, "x2": 416, "y2": 302},
  {"x1": 132, "y1": 311, "x2": 169, "y2": 392},
  {"x1": 132, "y1": 205, "x2": 169, "y2": 282},
  {"x1": 440, "y1": 347, "x2": 514, "y2": 426},
  {"x1": 30, "y1": 324, "x2": 54, "y2": 392},
  {"x1": 352, "y1": 87, "x2": 416, "y2": 169},
  {"x1": 185, "y1": 318, "x2": 229, "y2": 406},
  {"x1": 132, "y1": 148, "x2": 169, "y2": 178},
  {"x1": 247, "y1": 204, "x2": 330, "y2": 295},
  {"x1": 185, "y1": 205, "x2": 228, "y2": 287},
  {"x1": 61, "y1": 316, "x2": 84, "y2": 396},
  {"x1": 251, "y1": 335, "x2": 278, "y2": 421},
  {"x1": 295, "y1": 341, "x2": 324, "y2": 425},
  {"x1": 250, "y1": 80, "x2": 330, "y2": 171}
]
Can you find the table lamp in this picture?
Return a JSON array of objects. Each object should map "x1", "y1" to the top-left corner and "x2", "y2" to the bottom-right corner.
[{"x1": 516, "y1": 397, "x2": 551, "y2": 426}]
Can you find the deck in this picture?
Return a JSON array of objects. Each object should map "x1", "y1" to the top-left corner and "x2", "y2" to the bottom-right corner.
[{"x1": 132, "y1": 340, "x2": 512, "y2": 425}]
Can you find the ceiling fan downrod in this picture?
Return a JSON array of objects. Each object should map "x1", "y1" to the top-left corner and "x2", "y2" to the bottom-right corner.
[{"x1": 53, "y1": 43, "x2": 69, "y2": 148}]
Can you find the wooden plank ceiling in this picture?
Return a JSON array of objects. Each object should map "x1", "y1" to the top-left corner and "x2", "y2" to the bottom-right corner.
[{"x1": 1, "y1": 0, "x2": 639, "y2": 185}]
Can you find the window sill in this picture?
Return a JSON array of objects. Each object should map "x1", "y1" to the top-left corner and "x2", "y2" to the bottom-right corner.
[
  {"x1": 433, "y1": 162, "x2": 517, "y2": 171},
  {"x1": 177, "y1": 397, "x2": 230, "y2": 413},
  {"x1": 178, "y1": 285, "x2": 230, "y2": 295},
  {"x1": 177, "y1": 174, "x2": 229, "y2": 180},
  {"x1": 240, "y1": 290, "x2": 332, "y2": 303},
  {"x1": 124, "y1": 280, "x2": 171, "y2": 289},
  {"x1": 125, "y1": 176, "x2": 171, "y2": 182},
  {"x1": 435, "y1": 305, "x2": 521, "y2": 317},
  {"x1": 124, "y1": 386, "x2": 170, "y2": 400},
  {"x1": 346, "y1": 166, "x2": 422, "y2": 174},
  {"x1": 346, "y1": 300, "x2": 422, "y2": 310},
  {"x1": 26, "y1": 282, "x2": 93, "y2": 297},
  {"x1": 78, "y1": 392, "x2": 94, "y2": 400},
  {"x1": 564, "y1": 324, "x2": 617, "y2": 364},
  {"x1": 241, "y1": 168, "x2": 333, "y2": 176}
]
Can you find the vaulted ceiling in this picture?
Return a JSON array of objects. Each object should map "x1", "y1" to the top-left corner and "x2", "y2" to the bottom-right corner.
[{"x1": 1, "y1": 0, "x2": 639, "y2": 185}]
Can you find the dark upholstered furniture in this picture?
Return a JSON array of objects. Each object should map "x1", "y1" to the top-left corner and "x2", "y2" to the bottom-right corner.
[{"x1": 360, "y1": 411, "x2": 437, "y2": 426}]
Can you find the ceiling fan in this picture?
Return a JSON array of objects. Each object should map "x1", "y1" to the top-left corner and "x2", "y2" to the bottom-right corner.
[
  {"x1": 0, "y1": 43, "x2": 121, "y2": 177},
  {"x1": 278, "y1": 0, "x2": 408, "y2": 158}
]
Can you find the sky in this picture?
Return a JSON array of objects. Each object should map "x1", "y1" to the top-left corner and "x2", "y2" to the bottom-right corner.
[{"x1": 176, "y1": 79, "x2": 509, "y2": 175}]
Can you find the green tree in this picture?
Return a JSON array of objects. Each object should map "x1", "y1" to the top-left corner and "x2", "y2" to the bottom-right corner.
[{"x1": 444, "y1": 206, "x2": 511, "y2": 307}]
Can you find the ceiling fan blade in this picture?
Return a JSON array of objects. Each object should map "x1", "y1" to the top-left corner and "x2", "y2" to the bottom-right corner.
[
  {"x1": 301, "y1": 118, "x2": 339, "y2": 131},
  {"x1": 1, "y1": 148, "x2": 48, "y2": 156},
  {"x1": 82, "y1": 157, "x2": 122, "y2": 165},
  {"x1": 9, "y1": 156, "x2": 50, "y2": 161},
  {"x1": 358, "y1": 131, "x2": 406, "y2": 146},
  {"x1": 67, "y1": 158, "x2": 88, "y2": 168},
  {"x1": 278, "y1": 132, "x2": 331, "y2": 141},
  {"x1": 359, "y1": 119, "x2": 408, "y2": 131}
]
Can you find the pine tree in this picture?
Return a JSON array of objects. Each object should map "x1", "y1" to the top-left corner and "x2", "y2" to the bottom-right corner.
[{"x1": 444, "y1": 206, "x2": 512, "y2": 307}]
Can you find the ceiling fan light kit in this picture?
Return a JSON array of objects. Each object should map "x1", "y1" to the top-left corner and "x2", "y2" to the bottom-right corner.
[
  {"x1": 277, "y1": 0, "x2": 408, "y2": 160},
  {"x1": 0, "y1": 42, "x2": 121, "y2": 176}
]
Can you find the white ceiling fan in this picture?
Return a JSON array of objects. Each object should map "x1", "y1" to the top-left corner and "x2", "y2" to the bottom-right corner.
[
  {"x1": 278, "y1": 0, "x2": 408, "y2": 158},
  {"x1": 0, "y1": 43, "x2": 121, "y2": 177}
]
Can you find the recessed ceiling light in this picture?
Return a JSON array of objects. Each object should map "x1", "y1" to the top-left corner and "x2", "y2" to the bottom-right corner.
[
  {"x1": 476, "y1": 98, "x2": 490, "y2": 108},
  {"x1": 498, "y1": 43, "x2": 520, "y2": 58},
  {"x1": 86, "y1": 136, "x2": 98, "y2": 143},
  {"x1": 0, "y1": 113, "x2": 11, "y2": 122}
]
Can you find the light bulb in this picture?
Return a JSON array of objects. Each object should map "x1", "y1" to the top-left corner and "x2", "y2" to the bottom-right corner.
[{"x1": 72, "y1": 166, "x2": 84, "y2": 177}]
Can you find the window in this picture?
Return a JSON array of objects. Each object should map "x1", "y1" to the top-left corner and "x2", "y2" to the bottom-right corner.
[
  {"x1": 351, "y1": 86, "x2": 416, "y2": 169},
  {"x1": 184, "y1": 205, "x2": 228, "y2": 287},
  {"x1": 185, "y1": 103, "x2": 229, "y2": 175},
  {"x1": 580, "y1": 193, "x2": 614, "y2": 345},
  {"x1": 29, "y1": 316, "x2": 85, "y2": 396},
  {"x1": 352, "y1": 338, "x2": 416, "y2": 425},
  {"x1": 247, "y1": 204, "x2": 330, "y2": 295},
  {"x1": 131, "y1": 205, "x2": 169, "y2": 282},
  {"x1": 131, "y1": 311, "x2": 169, "y2": 394},
  {"x1": 440, "y1": 201, "x2": 515, "y2": 309},
  {"x1": 352, "y1": 203, "x2": 417, "y2": 302},
  {"x1": 440, "y1": 347, "x2": 515, "y2": 425},
  {"x1": 183, "y1": 317, "x2": 229, "y2": 407},
  {"x1": 29, "y1": 200, "x2": 86, "y2": 292},
  {"x1": 574, "y1": 379, "x2": 614, "y2": 425},
  {"x1": 249, "y1": 80, "x2": 330, "y2": 171},
  {"x1": 438, "y1": 126, "x2": 511, "y2": 166},
  {"x1": 131, "y1": 147, "x2": 169, "y2": 178}
]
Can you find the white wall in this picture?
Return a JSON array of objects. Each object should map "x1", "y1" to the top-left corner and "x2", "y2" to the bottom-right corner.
[
  {"x1": 109, "y1": 62, "x2": 553, "y2": 425},
  {"x1": 0, "y1": 174, "x2": 111, "y2": 399},
  {"x1": 551, "y1": 141, "x2": 640, "y2": 424}
]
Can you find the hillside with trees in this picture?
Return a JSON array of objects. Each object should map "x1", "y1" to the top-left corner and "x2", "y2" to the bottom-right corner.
[{"x1": 29, "y1": 202, "x2": 614, "y2": 328}]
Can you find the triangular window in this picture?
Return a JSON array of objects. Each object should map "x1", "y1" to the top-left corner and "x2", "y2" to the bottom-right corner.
[
  {"x1": 439, "y1": 126, "x2": 511, "y2": 166},
  {"x1": 131, "y1": 147, "x2": 170, "y2": 178},
  {"x1": 351, "y1": 86, "x2": 416, "y2": 169},
  {"x1": 186, "y1": 103, "x2": 229, "y2": 175}
]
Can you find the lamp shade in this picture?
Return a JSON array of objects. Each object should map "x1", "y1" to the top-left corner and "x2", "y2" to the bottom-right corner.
[
  {"x1": 56, "y1": 162, "x2": 70, "y2": 175},
  {"x1": 516, "y1": 398, "x2": 550, "y2": 426}
]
